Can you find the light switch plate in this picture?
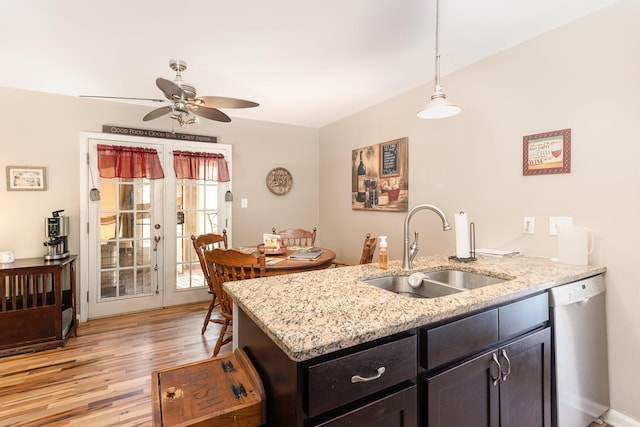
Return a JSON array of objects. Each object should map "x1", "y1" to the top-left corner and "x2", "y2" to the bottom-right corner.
[
  {"x1": 241, "y1": 198, "x2": 248, "y2": 208},
  {"x1": 549, "y1": 216, "x2": 573, "y2": 235},
  {"x1": 523, "y1": 217, "x2": 535, "y2": 234}
]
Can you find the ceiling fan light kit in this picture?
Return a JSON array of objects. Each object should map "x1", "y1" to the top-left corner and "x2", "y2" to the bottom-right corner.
[{"x1": 417, "y1": 0, "x2": 461, "y2": 120}]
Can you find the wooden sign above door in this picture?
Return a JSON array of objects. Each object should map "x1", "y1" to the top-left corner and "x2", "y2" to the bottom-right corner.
[{"x1": 102, "y1": 125, "x2": 217, "y2": 143}]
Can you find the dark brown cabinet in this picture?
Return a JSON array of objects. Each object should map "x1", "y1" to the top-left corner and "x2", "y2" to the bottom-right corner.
[
  {"x1": 314, "y1": 384, "x2": 417, "y2": 427},
  {"x1": 421, "y1": 293, "x2": 551, "y2": 427},
  {"x1": 237, "y1": 291, "x2": 551, "y2": 427},
  {"x1": 497, "y1": 328, "x2": 551, "y2": 427},
  {"x1": 426, "y1": 328, "x2": 550, "y2": 427},
  {"x1": 0, "y1": 256, "x2": 77, "y2": 356},
  {"x1": 238, "y1": 309, "x2": 418, "y2": 426},
  {"x1": 307, "y1": 335, "x2": 417, "y2": 418}
]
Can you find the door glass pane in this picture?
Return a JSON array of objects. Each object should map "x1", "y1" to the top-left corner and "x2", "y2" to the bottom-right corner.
[
  {"x1": 98, "y1": 177, "x2": 155, "y2": 300},
  {"x1": 176, "y1": 178, "x2": 221, "y2": 290}
]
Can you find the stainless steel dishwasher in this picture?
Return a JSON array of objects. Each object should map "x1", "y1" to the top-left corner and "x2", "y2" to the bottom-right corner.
[{"x1": 549, "y1": 274, "x2": 609, "y2": 427}]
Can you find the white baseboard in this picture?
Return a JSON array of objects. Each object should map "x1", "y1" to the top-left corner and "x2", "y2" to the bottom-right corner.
[{"x1": 605, "y1": 409, "x2": 640, "y2": 427}]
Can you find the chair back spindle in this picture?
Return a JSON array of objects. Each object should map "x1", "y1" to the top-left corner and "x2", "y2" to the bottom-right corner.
[
  {"x1": 191, "y1": 231, "x2": 228, "y2": 334},
  {"x1": 359, "y1": 233, "x2": 379, "y2": 264},
  {"x1": 272, "y1": 227, "x2": 317, "y2": 247},
  {"x1": 333, "y1": 232, "x2": 378, "y2": 267},
  {"x1": 203, "y1": 248, "x2": 265, "y2": 356}
]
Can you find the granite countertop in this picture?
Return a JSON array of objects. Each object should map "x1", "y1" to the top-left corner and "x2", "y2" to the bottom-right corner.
[{"x1": 225, "y1": 254, "x2": 606, "y2": 362}]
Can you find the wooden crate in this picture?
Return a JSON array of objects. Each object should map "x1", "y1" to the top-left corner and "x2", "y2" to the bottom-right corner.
[{"x1": 152, "y1": 348, "x2": 265, "y2": 426}]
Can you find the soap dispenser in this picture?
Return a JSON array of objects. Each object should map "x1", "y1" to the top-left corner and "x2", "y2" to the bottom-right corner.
[{"x1": 378, "y1": 236, "x2": 388, "y2": 270}]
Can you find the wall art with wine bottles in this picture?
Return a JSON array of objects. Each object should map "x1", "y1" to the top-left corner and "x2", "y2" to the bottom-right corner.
[
  {"x1": 522, "y1": 128, "x2": 571, "y2": 176},
  {"x1": 352, "y1": 137, "x2": 408, "y2": 212}
]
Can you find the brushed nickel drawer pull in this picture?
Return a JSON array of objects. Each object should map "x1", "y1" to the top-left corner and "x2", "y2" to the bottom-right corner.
[
  {"x1": 351, "y1": 367, "x2": 386, "y2": 383},
  {"x1": 500, "y1": 349, "x2": 512, "y2": 381},
  {"x1": 490, "y1": 353, "x2": 502, "y2": 386}
]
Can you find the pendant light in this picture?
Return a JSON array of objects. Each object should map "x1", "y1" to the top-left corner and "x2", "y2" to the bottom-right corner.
[{"x1": 417, "y1": 0, "x2": 461, "y2": 119}]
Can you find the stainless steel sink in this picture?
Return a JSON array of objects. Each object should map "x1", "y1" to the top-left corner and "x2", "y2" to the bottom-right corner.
[
  {"x1": 362, "y1": 270, "x2": 508, "y2": 298},
  {"x1": 423, "y1": 269, "x2": 507, "y2": 290},
  {"x1": 362, "y1": 275, "x2": 463, "y2": 299}
]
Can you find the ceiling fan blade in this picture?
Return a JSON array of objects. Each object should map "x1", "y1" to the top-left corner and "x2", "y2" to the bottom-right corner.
[
  {"x1": 79, "y1": 95, "x2": 166, "y2": 103},
  {"x1": 143, "y1": 106, "x2": 172, "y2": 121},
  {"x1": 193, "y1": 106, "x2": 231, "y2": 122},
  {"x1": 199, "y1": 96, "x2": 259, "y2": 109},
  {"x1": 156, "y1": 77, "x2": 186, "y2": 100}
]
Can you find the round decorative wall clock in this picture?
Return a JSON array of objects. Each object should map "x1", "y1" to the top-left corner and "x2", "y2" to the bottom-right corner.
[{"x1": 266, "y1": 167, "x2": 293, "y2": 195}]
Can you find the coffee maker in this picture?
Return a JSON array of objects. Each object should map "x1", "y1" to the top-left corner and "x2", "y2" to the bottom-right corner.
[{"x1": 44, "y1": 210, "x2": 70, "y2": 260}]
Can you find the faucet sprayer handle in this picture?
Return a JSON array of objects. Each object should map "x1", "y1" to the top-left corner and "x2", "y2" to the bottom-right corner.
[
  {"x1": 411, "y1": 232, "x2": 419, "y2": 250},
  {"x1": 409, "y1": 232, "x2": 420, "y2": 262}
]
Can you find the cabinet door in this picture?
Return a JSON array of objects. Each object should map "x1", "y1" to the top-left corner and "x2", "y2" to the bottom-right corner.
[
  {"x1": 498, "y1": 328, "x2": 551, "y2": 427},
  {"x1": 426, "y1": 350, "x2": 500, "y2": 427},
  {"x1": 313, "y1": 385, "x2": 417, "y2": 427}
]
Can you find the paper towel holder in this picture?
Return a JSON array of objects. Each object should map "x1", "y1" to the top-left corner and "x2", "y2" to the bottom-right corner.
[{"x1": 449, "y1": 221, "x2": 476, "y2": 262}]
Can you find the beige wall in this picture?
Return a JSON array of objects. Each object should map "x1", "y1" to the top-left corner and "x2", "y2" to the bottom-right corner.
[
  {"x1": 0, "y1": 88, "x2": 320, "y2": 257},
  {"x1": 319, "y1": 0, "x2": 639, "y2": 421}
]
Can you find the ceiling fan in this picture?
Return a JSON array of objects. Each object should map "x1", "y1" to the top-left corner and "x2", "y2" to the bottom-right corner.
[{"x1": 81, "y1": 59, "x2": 259, "y2": 126}]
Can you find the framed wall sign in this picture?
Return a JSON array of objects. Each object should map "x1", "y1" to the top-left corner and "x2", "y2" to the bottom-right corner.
[
  {"x1": 352, "y1": 137, "x2": 408, "y2": 212},
  {"x1": 6, "y1": 166, "x2": 47, "y2": 191},
  {"x1": 523, "y1": 128, "x2": 571, "y2": 176},
  {"x1": 380, "y1": 140, "x2": 401, "y2": 177}
]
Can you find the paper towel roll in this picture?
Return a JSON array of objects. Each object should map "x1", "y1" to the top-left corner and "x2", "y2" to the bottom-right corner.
[{"x1": 455, "y1": 212, "x2": 470, "y2": 258}]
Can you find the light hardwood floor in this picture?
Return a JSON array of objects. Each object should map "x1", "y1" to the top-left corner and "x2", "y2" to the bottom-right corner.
[
  {"x1": 0, "y1": 303, "x2": 614, "y2": 427},
  {"x1": 0, "y1": 302, "x2": 228, "y2": 427}
]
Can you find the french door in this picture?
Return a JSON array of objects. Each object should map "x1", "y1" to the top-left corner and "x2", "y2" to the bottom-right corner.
[{"x1": 81, "y1": 132, "x2": 231, "y2": 319}]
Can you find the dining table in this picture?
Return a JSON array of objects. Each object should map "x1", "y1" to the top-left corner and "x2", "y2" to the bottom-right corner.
[{"x1": 237, "y1": 246, "x2": 336, "y2": 277}]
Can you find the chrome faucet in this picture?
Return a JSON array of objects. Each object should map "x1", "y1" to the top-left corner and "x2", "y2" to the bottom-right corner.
[{"x1": 402, "y1": 204, "x2": 452, "y2": 269}]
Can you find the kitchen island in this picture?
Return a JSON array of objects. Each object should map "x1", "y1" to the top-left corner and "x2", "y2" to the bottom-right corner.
[{"x1": 225, "y1": 254, "x2": 605, "y2": 426}]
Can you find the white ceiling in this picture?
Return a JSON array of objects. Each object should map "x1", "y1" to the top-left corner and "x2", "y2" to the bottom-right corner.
[{"x1": 0, "y1": 0, "x2": 618, "y2": 128}]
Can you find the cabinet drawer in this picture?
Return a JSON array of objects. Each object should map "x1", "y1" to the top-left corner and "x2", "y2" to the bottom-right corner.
[
  {"x1": 499, "y1": 293, "x2": 549, "y2": 340},
  {"x1": 307, "y1": 335, "x2": 416, "y2": 418},
  {"x1": 313, "y1": 384, "x2": 417, "y2": 427},
  {"x1": 421, "y1": 309, "x2": 498, "y2": 371}
]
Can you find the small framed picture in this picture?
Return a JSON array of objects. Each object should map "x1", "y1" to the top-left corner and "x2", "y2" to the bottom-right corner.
[
  {"x1": 6, "y1": 166, "x2": 47, "y2": 191},
  {"x1": 523, "y1": 128, "x2": 571, "y2": 176}
]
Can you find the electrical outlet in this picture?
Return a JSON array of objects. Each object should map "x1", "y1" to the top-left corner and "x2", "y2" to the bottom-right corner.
[
  {"x1": 523, "y1": 217, "x2": 535, "y2": 234},
  {"x1": 241, "y1": 198, "x2": 248, "y2": 208},
  {"x1": 549, "y1": 216, "x2": 573, "y2": 235}
]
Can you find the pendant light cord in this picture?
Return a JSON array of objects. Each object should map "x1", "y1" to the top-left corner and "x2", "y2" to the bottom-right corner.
[
  {"x1": 417, "y1": 0, "x2": 462, "y2": 118},
  {"x1": 434, "y1": 0, "x2": 441, "y2": 87}
]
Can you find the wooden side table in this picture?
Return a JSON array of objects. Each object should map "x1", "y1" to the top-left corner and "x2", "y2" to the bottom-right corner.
[{"x1": 0, "y1": 255, "x2": 77, "y2": 356}]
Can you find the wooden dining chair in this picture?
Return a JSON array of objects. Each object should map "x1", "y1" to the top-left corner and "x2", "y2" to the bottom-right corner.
[
  {"x1": 272, "y1": 227, "x2": 317, "y2": 247},
  {"x1": 191, "y1": 231, "x2": 228, "y2": 334},
  {"x1": 203, "y1": 248, "x2": 266, "y2": 356},
  {"x1": 333, "y1": 232, "x2": 379, "y2": 267}
]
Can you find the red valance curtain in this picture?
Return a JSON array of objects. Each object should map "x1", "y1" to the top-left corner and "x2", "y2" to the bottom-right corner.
[
  {"x1": 97, "y1": 144, "x2": 165, "y2": 179},
  {"x1": 173, "y1": 151, "x2": 230, "y2": 182}
]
